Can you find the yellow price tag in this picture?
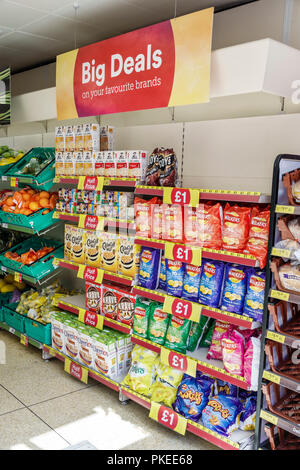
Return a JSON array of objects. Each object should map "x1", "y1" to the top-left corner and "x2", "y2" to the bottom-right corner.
[
  {"x1": 270, "y1": 290, "x2": 289, "y2": 302},
  {"x1": 64, "y1": 357, "x2": 88, "y2": 384},
  {"x1": 163, "y1": 295, "x2": 202, "y2": 323},
  {"x1": 267, "y1": 330, "x2": 285, "y2": 344},
  {"x1": 160, "y1": 347, "x2": 197, "y2": 378},
  {"x1": 275, "y1": 205, "x2": 295, "y2": 214},
  {"x1": 271, "y1": 248, "x2": 291, "y2": 258},
  {"x1": 263, "y1": 370, "x2": 281, "y2": 385},
  {"x1": 53, "y1": 212, "x2": 59, "y2": 219},
  {"x1": 78, "y1": 214, "x2": 105, "y2": 231},
  {"x1": 78, "y1": 308, "x2": 104, "y2": 330},
  {"x1": 164, "y1": 242, "x2": 202, "y2": 267},
  {"x1": 260, "y1": 410, "x2": 278, "y2": 426},
  {"x1": 20, "y1": 334, "x2": 28, "y2": 347},
  {"x1": 77, "y1": 264, "x2": 104, "y2": 284},
  {"x1": 149, "y1": 401, "x2": 187, "y2": 435},
  {"x1": 78, "y1": 176, "x2": 104, "y2": 191},
  {"x1": 14, "y1": 272, "x2": 22, "y2": 283},
  {"x1": 10, "y1": 177, "x2": 17, "y2": 187},
  {"x1": 163, "y1": 187, "x2": 199, "y2": 207}
]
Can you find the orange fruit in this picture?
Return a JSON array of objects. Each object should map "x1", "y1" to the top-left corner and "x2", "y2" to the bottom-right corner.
[
  {"x1": 27, "y1": 189, "x2": 35, "y2": 195},
  {"x1": 39, "y1": 191, "x2": 50, "y2": 199},
  {"x1": 22, "y1": 193, "x2": 31, "y2": 201},
  {"x1": 24, "y1": 209, "x2": 32, "y2": 216},
  {"x1": 39, "y1": 198, "x2": 50, "y2": 208},
  {"x1": 29, "y1": 202, "x2": 39, "y2": 212},
  {"x1": 14, "y1": 209, "x2": 20, "y2": 214},
  {"x1": 42, "y1": 209, "x2": 50, "y2": 215},
  {"x1": 6, "y1": 197, "x2": 14, "y2": 206}
]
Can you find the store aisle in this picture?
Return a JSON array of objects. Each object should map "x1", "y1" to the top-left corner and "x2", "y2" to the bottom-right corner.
[{"x1": 0, "y1": 331, "x2": 217, "y2": 451}]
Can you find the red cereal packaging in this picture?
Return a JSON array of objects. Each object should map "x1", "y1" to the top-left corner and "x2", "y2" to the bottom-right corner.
[
  {"x1": 184, "y1": 206, "x2": 197, "y2": 244},
  {"x1": 245, "y1": 206, "x2": 270, "y2": 269},
  {"x1": 159, "y1": 148, "x2": 178, "y2": 187},
  {"x1": 116, "y1": 287, "x2": 136, "y2": 326},
  {"x1": 196, "y1": 203, "x2": 222, "y2": 249},
  {"x1": 162, "y1": 204, "x2": 183, "y2": 242},
  {"x1": 145, "y1": 148, "x2": 161, "y2": 186},
  {"x1": 222, "y1": 204, "x2": 251, "y2": 252},
  {"x1": 134, "y1": 197, "x2": 161, "y2": 238},
  {"x1": 101, "y1": 284, "x2": 118, "y2": 320}
]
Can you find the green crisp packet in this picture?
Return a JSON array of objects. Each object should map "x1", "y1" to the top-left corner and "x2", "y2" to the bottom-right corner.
[
  {"x1": 132, "y1": 297, "x2": 151, "y2": 338},
  {"x1": 187, "y1": 316, "x2": 212, "y2": 352},
  {"x1": 201, "y1": 319, "x2": 215, "y2": 348},
  {"x1": 147, "y1": 302, "x2": 170, "y2": 345},
  {"x1": 164, "y1": 315, "x2": 191, "y2": 354}
]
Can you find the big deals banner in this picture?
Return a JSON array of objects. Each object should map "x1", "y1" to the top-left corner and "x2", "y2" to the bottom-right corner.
[{"x1": 56, "y1": 8, "x2": 213, "y2": 119}]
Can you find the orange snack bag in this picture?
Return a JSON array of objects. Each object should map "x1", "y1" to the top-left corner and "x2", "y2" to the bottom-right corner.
[
  {"x1": 196, "y1": 203, "x2": 222, "y2": 249},
  {"x1": 134, "y1": 197, "x2": 161, "y2": 238},
  {"x1": 245, "y1": 206, "x2": 270, "y2": 269},
  {"x1": 183, "y1": 206, "x2": 197, "y2": 244},
  {"x1": 152, "y1": 203, "x2": 164, "y2": 240},
  {"x1": 222, "y1": 203, "x2": 251, "y2": 252},
  {"x1": 162, "y1": 204, "x2": 183, "y2": 242}
]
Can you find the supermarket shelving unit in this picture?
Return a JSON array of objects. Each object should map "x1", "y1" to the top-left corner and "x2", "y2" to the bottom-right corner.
[{"x1": 255, "y1": 154, "x2": 300, "y2": 450}]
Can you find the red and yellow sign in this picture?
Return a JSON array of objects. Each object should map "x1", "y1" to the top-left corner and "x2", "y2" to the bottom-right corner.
[
  {"x1": 164, "y1": 241, "x2": 202, "y2": 267},
  {"x1": 64, "y1": 358, "x2": 89, "y2": 384},
  {"x1": 160, "y1": 347, "x2": 197, "y2": 377},
  {"x1": 163, "y1": 295, "x2": 202, "y2": 323},
  {"x1": 163, "y1": 188, "x2": 200, "y2": 207},
  {"x1": 149, "y1": 401, "x2": 187, "y2": 435},
  {"x1": 78, "y1": 308, "x2": 104, "y2": 331},
  {"x1": 77, "y1": 265, "x2": 104, "y2": 284},
  {"x1": 56, "y1": 9, "x2": 213, "y2": 119},
  {"x1": 78, "y1": 215, "x2": 105, "y2": 231}
]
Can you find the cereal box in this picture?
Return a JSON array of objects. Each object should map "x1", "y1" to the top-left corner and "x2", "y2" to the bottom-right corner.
[
  {"x1": 128, "y1": 150, "x2": 148, "y2": 180},
  {"x1": 117, "y1": 236, "x2": 141, "y2": 279},
  {"x1": 104, "y1": 151, "x2": 116, "y2": 178},
  {"x1": 91, "y1": 330, "x2": 117, "y2": 378},
  {"x1": 85, "y1": 230, "x2": 101, "y2": 268},
  {"x1": 117, "y1": 289, "x2": 136, "y2": 325},
  {"x1": 74, "y1": 151, "x2": 84, "y2": 176},
  {"x1": 55, "y1": 152, "x2": 64, "y2": 177},
  {"x1": 64, "y1": 319, "x2": 81, "y2": 362},
  {"x1": 78, "y1": 324, "x2": 95, "y2": 368},
  {"x1": 86, "y1": 282, "x2": 102, "y2": 314},
  {"x1": 100, "y1": 125, "x2": 115, "y2": 151},
  {"x1": 101, "y1": 284, "x2": 118, "y2": 319},
  {"x1": 64, "y1": 151, "x2": 74, "y2": 176},
  {"x1": 55, "y1": 126, "x2": 65, "y2": 152},
  {"x1": 51, "y1": 313, "x2": 65, "y2": 353},
  {"x1": 83, "y1": 123, "x2": 100, "y2": 152},
  {"x1": 70, "y1": 226, "x2": 85, "y2": 264},
  {"x1": 64, "y1": 224, "x2": 72, "y2": 260},
  {"x1": 74, "y1": 124, "x2": 84, "y2": 152},
  {"x1": 83, "y1": 151, "x2": 94, "y2": 176},
  {"x1": 93, "y1": 151, "x2": 105, "y2": 177},
  {"x1": 115, "y1": 151, "x2": 128, "y2": 178},
  {"x1": 65, "y1": 125, "x2": 75, "y2": 152},
  {"x1": 100, "y1": 233, "x2": 119, "y2": 273}
]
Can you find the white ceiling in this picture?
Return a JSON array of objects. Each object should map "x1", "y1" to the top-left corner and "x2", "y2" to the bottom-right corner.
[{"x1": 0, "y1": 0, "x2": 255, "y2": 72}]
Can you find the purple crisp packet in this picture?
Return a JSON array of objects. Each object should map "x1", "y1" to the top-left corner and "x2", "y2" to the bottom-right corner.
[{"x1": 138, "y1": 247, "x2": 161, "y2": 290}]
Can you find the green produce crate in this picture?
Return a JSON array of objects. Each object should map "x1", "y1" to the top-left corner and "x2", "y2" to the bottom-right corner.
[
  {"x1": 6, "y1": 147, "x2": 55, "y2": 190},
  {"x1": 0, "y1": 147, "x2": 25, "y2": 176},
  {"x1": 0, "y1": 308, "x2": 4, "y2": 322},
  {"x1": 0, "y1": 292, "x2": 14, "y2": 307},
  {"x1": 0, "y1": 208, "x2": 55, "y2": 232},
  {"x1": 0, "y1": 237, "x2": 64, "y2": 280},
  {"x1": 3, "y1": 303, "x2": 25, "y2": 333},
  {"x1": 24, "y1": 317, "x2": 52, "y2": 345}
]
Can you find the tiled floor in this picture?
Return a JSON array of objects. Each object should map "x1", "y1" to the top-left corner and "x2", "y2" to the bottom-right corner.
[{"x1": 0, "y1": 330, "x2": 217, "y2": 451}]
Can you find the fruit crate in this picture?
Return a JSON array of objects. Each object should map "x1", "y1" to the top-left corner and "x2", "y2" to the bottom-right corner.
[
  {"x1": 3, "y1": 303, "x2": 25, "y2": 333},
  {"x1": 265, "y1": 340, "x2": 300, "y2": 382},
  {"x1": 0, "y1": 237, "x2": 64, "y2": 279},
  {"x1": 5, "y1": 147, "x2": 55, "y2": 191},
  {"x1": 0, "y1": 208, "x2": 55, "y2": 232},
  {"x1": 0, "y1": 147, "x2": 24, "y2": 177},
  {"x1": 262, "y1": 382, "x2": 300, "y2": 425},
  {"x1": 0, "y1": 292, "x2": 14, "y2": 307},
  {"x1": 268, "y1": 301, "x2": 300, "y2": 339},
  {"x1": 265, "y1": 424, "x2": 300, "y2": 450},
  {"x1": 24, "y1": 316, "x2": 52, "y2": 345}
]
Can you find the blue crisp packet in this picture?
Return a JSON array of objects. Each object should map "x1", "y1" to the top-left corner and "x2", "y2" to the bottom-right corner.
[
  {"x1": 138, "y1": 247, "x2": 161, "y2": 290},
  {"x1": 182, "y1": 264, "x2": 202, "y2": 302},
  {"x1": 158, "y1": 254, "x2": 167, "y2": 291},
  {"x1": 239, "y1": 395, "x2": 257, "y2": 431},
  {"x1": 198, "y1": 259, "x2": 224, "y2": 308},
  {"x1": 202, "y1": 395, "x2": 243, "y2": 436},
  {"x1": 173, "y1": 373, "x2": 215, "y2": 422},
  {"x1": 166, "y1": 259, "x2": 184, "y2": 298},
  {"x1": 214, "y1": 380, "x2": 238, "y2": 398},
  {"x1": 243, "y1": 269, "x2": 265, "y2": 322},
  {"x1": 221, "y1": 264, "x2": 248, "y2": 314}
]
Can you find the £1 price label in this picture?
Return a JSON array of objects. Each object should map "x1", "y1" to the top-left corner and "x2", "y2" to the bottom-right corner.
[
  {"x1": 163, "y1": 295, "x2": 202, "y2": 323},
  {"x1": 163, "y1": 187, "x2": 199, "y2": 207},
  {"x1": 160, "y1": 347, "x2": 197, "y2": 377},
  {"x1": 165, "y1": 242, "x2": 201, "y2": 267},
  {"x1": 149, "y1": 402, "x2": 187, "y2": 435}
]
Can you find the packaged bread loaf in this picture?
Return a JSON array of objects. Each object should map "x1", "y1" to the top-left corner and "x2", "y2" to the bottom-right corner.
[{"x1": 278, "y1": 263, "x2": 300, "y2": 292}]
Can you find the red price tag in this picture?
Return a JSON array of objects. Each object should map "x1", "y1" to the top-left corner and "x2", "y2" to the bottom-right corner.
[
  {"x1": 168, "y1": 351, "x2": 188, "y2": 371},
  {"x1": 149, "y1": 402, "x2": 187, "y2": 435},
  {"x1": 171, "y1": 298, "x2": 193, "y2": 319},
  {"x1": 163, "y1": 188, "x2": 199, "y2": 207},
  {"x1": 160, "y1": 347, "x2": 197, "y2": 377},
  {"x1": 77, "y1": 265, "x2": 104, "y2": 284},
  {"x1": 78, "y1": 176, "x2": 104, "y2": 191},
  {"x1": 172, "y1": 244, "x2": 193, "y2": 264}
]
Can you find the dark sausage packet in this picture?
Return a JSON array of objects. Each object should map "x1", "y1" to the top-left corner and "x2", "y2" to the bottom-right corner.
[
  {"x1": 145, "y1": 148, "x2": 161, "y2": 186},
  {"x1": 159, "y1": 148, "x2": 178, "y2": 187}
]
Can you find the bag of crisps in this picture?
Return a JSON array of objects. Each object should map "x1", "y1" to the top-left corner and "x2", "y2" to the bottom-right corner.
[
  {"x1": 121, "y1": 345, "x2": 158, "y2": 397},
  {"x1": 222, "y1": 204, "x2": 251, "y2": 252},
  {"x1": 164, "y1": 315, "x2": 191, "y2": 354},
  {"x1": 150, "y1": 358, "x2": 183, "y2": 407},
  {"x1": 132, "y1": 297, "x2": 151, "y2": 338},
  {"x1": 134, "y1": 197, "x2": 161, "y2": 238},
  {"x1": 196, "y1": 203, "x2": 223, "y2": 249},
  {"x1": 245, "y1": 206, "x2": 270, "y2": 269},
  {"x1": 147, "y1": 302, "x2": 170, "y2": 345}
]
